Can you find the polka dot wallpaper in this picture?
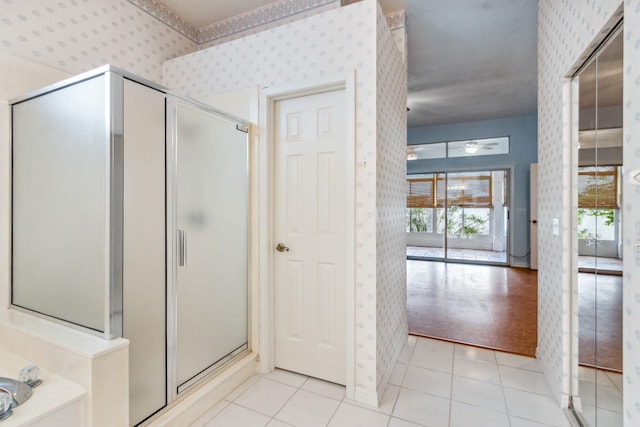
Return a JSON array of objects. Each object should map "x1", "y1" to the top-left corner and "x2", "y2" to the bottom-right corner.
[
  {"x1": 537, "y1": 2, "x2": 640, "y2": 423},
  {"x1": 538, "y1": 0, "x2": 620, "y2": 404},
  {"x1": 622, "y1": 1, "x2": 640, "y2": 425},
  {"x1": 164, "y1": 0, "x2": 407, "y2": 400},
  {"x1": 375, "y1": 5, "x2": 408, "y2": 389},
  {"x1": 0, "y1": 0, "x2": 197, "y2": 84}
]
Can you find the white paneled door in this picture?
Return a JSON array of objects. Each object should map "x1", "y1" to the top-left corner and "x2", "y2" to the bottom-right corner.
[{"x1": 274, "y1": 89, "x2": 347, "y2": 385}]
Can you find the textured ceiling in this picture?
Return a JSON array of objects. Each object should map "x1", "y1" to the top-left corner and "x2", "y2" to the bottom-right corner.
[
  {"x1": 155, "y1": 0, "x2": 538, "y2": 129},
  {"x1": 406, "y1": 0, "x2": 538, "y2": 128}
]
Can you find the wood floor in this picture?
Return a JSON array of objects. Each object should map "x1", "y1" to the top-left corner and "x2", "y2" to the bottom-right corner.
[
  {"x1": 578, "y1": 272, "x2": 622, "y2": 371},
  {"x1": 407, "y1": 260, "x2": 538, "y2": 356},
  {"x1": 407, "y1": 260, "x2": 623, "y2": 371}
]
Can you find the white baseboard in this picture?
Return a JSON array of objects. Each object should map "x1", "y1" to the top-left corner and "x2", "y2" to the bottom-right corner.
[
  {"x1": 510, "y1": 259, "x2": 530, "y2": 268},
  {"x1": 354, "y1": 387, "x2": 379, "y2": 407},
  {"x1": 375, "y1": 329, "x2": 408, "y2": 403},
  {"x1": 357, "y1": 328, "x2": 408, "y2": 408},
  {"x1": 146, "y1": 353, "x2": 258, "y2": 427}
]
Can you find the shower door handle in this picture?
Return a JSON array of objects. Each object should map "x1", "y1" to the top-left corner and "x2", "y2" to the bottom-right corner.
[{"x1": 178, "y1": 229, "x2": 187, "y2": 266}]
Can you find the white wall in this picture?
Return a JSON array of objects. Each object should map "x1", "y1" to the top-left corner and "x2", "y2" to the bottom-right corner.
[
  {"x1": 536, "y1": 4, "x2": 640, "y2": 424},
  {"x1": 163, "y1": 0, "x2": 407, "y2": 402},
  {"x1": 622, "y1": 1, "x2": 640, "y2": 425},
  {"x1": 0, "y1": 0, "x2": 196, "y2": 84},
  {"x1": 375, "y1": 4, "x2": 408, "y2": 395}
]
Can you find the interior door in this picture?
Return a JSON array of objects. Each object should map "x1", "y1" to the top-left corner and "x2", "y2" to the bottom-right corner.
[
  {"x1": 274, "y1": 89, "x2": 347, "y2": 385},
  {"x1": 175, "y1": 102, "x2": 249, "y2": 391}
]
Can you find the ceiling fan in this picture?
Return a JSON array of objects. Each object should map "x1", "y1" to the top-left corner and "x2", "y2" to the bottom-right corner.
[{"x1": 464, "y1": 140, "x2": 499, "y2": 153}]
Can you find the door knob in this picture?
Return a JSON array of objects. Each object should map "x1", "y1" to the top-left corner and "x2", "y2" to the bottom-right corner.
[{"x1": 276, "y1": 243, "x2": 290, "y2": 252}]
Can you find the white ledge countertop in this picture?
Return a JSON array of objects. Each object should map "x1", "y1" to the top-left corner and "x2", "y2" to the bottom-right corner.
[
  {"x1": 0, "y1": 309, "x2": 128, "y2": 358},
  {"x1": 0, "y1": 348, "x2": 86, "y2": 426}
]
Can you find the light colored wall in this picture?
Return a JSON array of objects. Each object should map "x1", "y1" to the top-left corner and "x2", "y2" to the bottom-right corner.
[
  {"x1": 407, "y1": 115, "x2": 538, "y2": 267},
  {"x1": 537, "y1": 0, "x2": 625, "y2": 410},
  {"x1": 0, "y1": 0, "x2": 196, "y2": 84},
  {"x1": 163, "y1": 0, "x2": 407, "y2": 401},
  {"x1": 622, "y1": 1, "x2": 640, "y2": 425},
  {"x1": 375, "y1": 3, "x2": 408, "y2": 394}
]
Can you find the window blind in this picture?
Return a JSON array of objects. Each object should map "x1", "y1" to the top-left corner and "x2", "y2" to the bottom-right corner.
[
  {"x1": 578, "y1": 166, "x2": 618, "y2": 209},
  {"x1": 407, "y1": 173, "x2": 493, "y2": 208},
  {"x1": 407, "y1": 176, "x2": 434, "y2": 208}
]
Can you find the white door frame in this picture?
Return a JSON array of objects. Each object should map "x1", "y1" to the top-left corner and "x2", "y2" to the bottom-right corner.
[
  {"x1": 258, "y1": 72, "x2": 356, "y2": 399},
  {"x1": 529, "y1": 163, "x2": 538, "y2": 270}
]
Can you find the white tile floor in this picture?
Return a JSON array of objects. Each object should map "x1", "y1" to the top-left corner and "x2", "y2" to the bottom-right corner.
[{"x1": 192, "y1": 336, "x2": 575, "y2": 427}]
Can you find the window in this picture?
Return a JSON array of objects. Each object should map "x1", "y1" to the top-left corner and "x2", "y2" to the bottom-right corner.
[
  {"x1": 578, "y1": 166, "x2": 618, "y2": 209},
  {"x1": 407, "y1": 174, "x2": 435, "y2": 208},
  {"x1": 407, "y1": 174, "x2": 436, "y2": 232},
  {"x1": 406, "y1": 172, "x2": 493, "y2": 237},
  {"x1": 577, "y1": 166, "x2": 619, "y2": 241},
  {"x1": 407, "y1": 136, "x2": 509, "y2": 161}
]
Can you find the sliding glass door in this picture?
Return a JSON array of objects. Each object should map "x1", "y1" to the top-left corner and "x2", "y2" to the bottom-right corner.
[
  {"x1": 407, "y1": 173, "x2": 444, "y2": 258},
  {"x1": 407, "y1": 170, "x2": 509, "y2": 265}
]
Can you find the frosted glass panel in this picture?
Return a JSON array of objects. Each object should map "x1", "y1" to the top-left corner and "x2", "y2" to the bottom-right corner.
[
  {"x1": 176, "y1": 102, "x2": 248, "y2": 387},
  {"x1": 12, "y1": 75, "x2": 107, "y2": 331},
  {"x1": 122, "y1": 80, "x2": 166, "y2": 425}
]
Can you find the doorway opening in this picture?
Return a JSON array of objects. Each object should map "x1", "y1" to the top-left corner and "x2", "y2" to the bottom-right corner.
[
  {"x1": 407, "y1": 261, "x2": 537, "y2": 356},
  {"x1": 405, "y1": 167, "x2": 539, "y2": 356}
]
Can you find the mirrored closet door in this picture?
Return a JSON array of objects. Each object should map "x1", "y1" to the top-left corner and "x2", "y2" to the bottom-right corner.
[{"x1": 571, "y1": 23, "x2": 623, "y2": 427}]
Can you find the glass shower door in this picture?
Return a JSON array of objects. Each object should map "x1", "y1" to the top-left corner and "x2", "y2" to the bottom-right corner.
[{"x1": 175, "y1": 101, "x2": 249, "y2": 392}]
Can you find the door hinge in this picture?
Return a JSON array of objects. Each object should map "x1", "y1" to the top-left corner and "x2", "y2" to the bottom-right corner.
[{"x1": 236, "y1": 123, "x2": 249, "y2": 133}]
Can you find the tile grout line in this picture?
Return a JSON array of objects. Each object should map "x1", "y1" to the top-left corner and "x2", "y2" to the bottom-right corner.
[
  {"x1": 230, "y1": 372, "x2": 309, "y2": 425},
  {"x1": 447, "y1": 343, "x2": 456, "y2": 427},
  {"x1": 210, "y1": 342, "x2": 570, "y2": 427},
  {"x1": 386, "y1": 339, "x2": 413, "y2": 427},
  {"x1": 322, "y1": 392, "x2": 343, "y2": 427},
  {"x1": 270, "y1": 374, "x2": 312, "y2": 425},
  {"x1": 495, "y1": 349, "x2": 514, "y2": 427}
]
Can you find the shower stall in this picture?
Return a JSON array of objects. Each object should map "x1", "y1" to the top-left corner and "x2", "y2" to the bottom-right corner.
[{"x1": 10, "y1": 65, "x2": 250, "y2": 425}]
